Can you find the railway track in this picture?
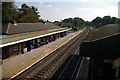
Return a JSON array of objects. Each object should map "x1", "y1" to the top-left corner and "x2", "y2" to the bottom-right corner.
[
  {"x1": 11, "y1": 27, "x2": 90, "y2": 80},
  {"x1": 52, "y1": 55, "x2": 83, "y2": 80}
]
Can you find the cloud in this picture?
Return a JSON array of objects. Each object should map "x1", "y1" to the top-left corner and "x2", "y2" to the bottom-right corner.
[
  {"x1": 13, "y1": 0, "x2": 119, "y2": 3},
  {"x1": 41, "y1": 5, "x2": 118, "y2": 22},
  {"x1": 119, "y1": 2, "x2": 120, "y2": 18},
  {"x1": 40, "y1": 2, "x2": 43, "y2": 5},
  {"x1": 74, "y1": 6, "x2": 118, "y2": 21},
  {"x1": 79, "y1": 0, "x2": 89, "y2": 2},
  {"x1": 53, "y1": 8, "x2": 61, "y2": 11},
  {"x1": 40, "y1": 7, "x2": 65, "y2": 21},
  {"x1": 38, "y1": 1, "x2": 118, "y2": 22},
  {"x1": 46, "y1": 5, "x2": 52, "y2": 8}
]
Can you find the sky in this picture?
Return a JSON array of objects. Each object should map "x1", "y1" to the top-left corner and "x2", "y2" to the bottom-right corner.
[{"x1": 14, "y1": 0, "x2": 120, "y2": 22}]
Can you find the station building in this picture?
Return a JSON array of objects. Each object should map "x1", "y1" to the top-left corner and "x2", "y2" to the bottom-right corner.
[
  {"x1": 80, "y1": 24, "x2": 120, "y2": 79},
  {"x1": 80, "y1": 24, "x2": 119, "y2": 59},
  {"x1": 1, "y1": 22, "x2": 69, "y2": 59}
]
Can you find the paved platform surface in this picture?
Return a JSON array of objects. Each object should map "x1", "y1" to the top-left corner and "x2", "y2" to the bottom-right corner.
[
  {"x1": 1, "y1": 30, "x2": 83, "y2": 79},
  {"x1": 76, "y1": 57, "x2": 90, "y2": 79}
]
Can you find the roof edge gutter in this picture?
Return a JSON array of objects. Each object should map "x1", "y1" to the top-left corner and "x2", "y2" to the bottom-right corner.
[{"x1": 0, "y1": 29, "x2": 70, "y2": 48}]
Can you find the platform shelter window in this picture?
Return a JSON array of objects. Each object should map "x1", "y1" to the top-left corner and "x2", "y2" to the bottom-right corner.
[
  {"x1": 13, "y1": 44, "x2": 18, "y2": 51},
  {"x1": 9, "y1": 46, "x2": 13, "y2": 52},
  {"x1": 37, "y1": 39, "x2": 40, "y2": 43}
]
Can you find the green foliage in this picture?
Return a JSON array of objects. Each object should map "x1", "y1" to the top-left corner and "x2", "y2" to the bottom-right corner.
[
  {"x1": 2, "y1": 2, "x2": 20, "y2": 25},
  {"x1": 61, "y1": 23, "x2": 73, "y2": 27},
  {"x1": 2, "y1": 3, "x2": 41, "y2": 24},
  {"x1": 18, "y1": 13, "x2": 39, "y2": 23},
  {"x1": 118, "y1": 19, "x2": 120, "y2": 23},
  {"x1": 54, "y1": 16, "x2": 119, "y2": 29},
  {"x1": 34, "y1": 43, "x2": 40, "y2": 48},
  {"x1": 0, "y1": 59, "x2": 2, "y2": 65},
  {"x1": 31, "y1": 6, "x2": 40, "y2": 17},
  {"x1": 91, "y1": 16, "x2": 119, "y2": 28},
  {"x1": 54, "y1": 17, "x2": 85, "y2": 30},
  {"x1": 109, "y1": 17, "x2": 119, "y2": 24},
  {"x1": 92, "y1": 17, "x2": 103, "y2": 27},
  {"x1": 54, "y1": 21, "x2": 62, "y2": 26},
  {"x1": 39, "y1": 18, "x2": 44, "y2": 23},
  {"x1": 73, "y1": 17, "x2": 84, "y2": 27},
  {"x1": 62, "y1": 18, "x2": 73, "y2": 23},
  {"x1": 18, "y1": 3, "x2": 40, "y2": 23}
]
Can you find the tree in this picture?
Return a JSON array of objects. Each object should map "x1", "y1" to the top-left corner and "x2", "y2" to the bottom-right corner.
[
  {"x1": 54, "y1": 21, "x2": 62, "y2": 26},
  {"x1": 18, "y1": 3, "x2": 40, "y2": 23},
  {"x1": 109, "y1": 17, "x2": 119, "y2": 24},
  {"x1": 73, "y1": 17, "x2": 84, "y2": 28},
  {"x1": 53, "y1": 17, "x2": 85, "y2": 29},
  {"x1": 2, "y1": 3, "x2": 42, "y2": 24},
  {"x1": 91, "y1": 16, "x2": 119, "y2": 28},
  {"x1": 39, "y1": 18, "x2": 44, "y2": 23},
  {"x1": 2, "y1": 2, "x2": 20, "y2": 25},
  {"x1": 19, "y1": 3, "x2": 30, "y2": 15},
  {"x1": 118, "y1": 19, "x2": 120, "y2": 23},
  {"x1": 102, "y1": 16, "x2": 111, "y2": 25},
  {"x1": 18, "y1": 13, "x2": 39, "y2": 23},
  {"x1": 31, "y1": 6, "x2": 40, "y2": 17},
  {"x1": 62, "y1": 18, "x2": 73, "y2": 23},
  {"x1": 85, "y1": 21, "x2": 92, "y2": 26},
  {"x1": 92, "y1": 17, "x2": 102, "y2": 27}
]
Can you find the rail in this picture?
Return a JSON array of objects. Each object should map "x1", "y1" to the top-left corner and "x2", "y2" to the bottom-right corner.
[{"x1": 10, "y1": 27, "x2": 90, "y2": 80}]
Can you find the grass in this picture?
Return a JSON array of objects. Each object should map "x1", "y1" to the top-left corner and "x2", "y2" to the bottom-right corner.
[
  {"x1": 84, "y1": 24, "x2": 120, "y2": 42},
  {"x1": 1, "y1": 28, "x2": 68, "y2": 44}
]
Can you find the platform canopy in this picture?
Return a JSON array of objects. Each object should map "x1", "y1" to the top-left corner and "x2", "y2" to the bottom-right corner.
[{"x1": 80, "y1": 24, "x2": 120, "y2": 60}]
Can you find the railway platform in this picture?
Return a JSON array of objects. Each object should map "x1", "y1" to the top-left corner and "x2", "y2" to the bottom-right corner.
[{"x1": 1, "y1": 29, "x2": 83, "y2": 79}]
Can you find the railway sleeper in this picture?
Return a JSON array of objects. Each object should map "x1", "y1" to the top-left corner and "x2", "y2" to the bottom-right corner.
[
  {"x1": 35, "y1": 62, "x2": 61, "y2": 78},
  {"x1": 34, "y1": 75, "x2": 42, "y2": 78}
]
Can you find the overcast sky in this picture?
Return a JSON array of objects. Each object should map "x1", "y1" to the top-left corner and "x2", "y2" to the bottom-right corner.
[{"x1": 15, "y1": 0, "x2": 119, "y2": 22}]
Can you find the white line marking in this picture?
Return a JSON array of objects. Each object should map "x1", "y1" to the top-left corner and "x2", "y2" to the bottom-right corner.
[
  {"x1": 57, "y1": 47, "x2": 79, "y2": 80},
  {"x1": 75, "y1": 57, "x2": 84, "y2": 80},
  {"x1": 70, "y1": 55, "x2": 81, "y2": 80},
  {"x1": 10, "y1": 28, "x2": 86, "y2": 79}
]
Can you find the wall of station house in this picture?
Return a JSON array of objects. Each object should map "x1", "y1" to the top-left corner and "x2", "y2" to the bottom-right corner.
[{"x1": 2, "y1": 32, "x2": 67, "y2": 59}]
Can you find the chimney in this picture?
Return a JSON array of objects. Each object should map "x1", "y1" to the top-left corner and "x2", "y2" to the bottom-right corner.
[{"x1": 13, "y1": 20, "x2": 17, "y2": 25}]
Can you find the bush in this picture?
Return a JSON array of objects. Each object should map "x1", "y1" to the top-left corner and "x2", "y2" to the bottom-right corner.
[{"x1": 34, "y1": 43, "x2": 40, "y2": 48}]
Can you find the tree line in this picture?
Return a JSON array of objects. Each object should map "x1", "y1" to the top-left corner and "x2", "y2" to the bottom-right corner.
[
  {"x1": 54, "y1": 17, "x2": 85, "y2": 29},
  {"x1": 2, "y1": 2, "x2": 120, "y2": 29},
  {"x1": 86, "y1": 16, "x2": 120, "y2": 28},
  {"x1": 54, "y1": 16, "x2": 120, "y2": 29}
]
